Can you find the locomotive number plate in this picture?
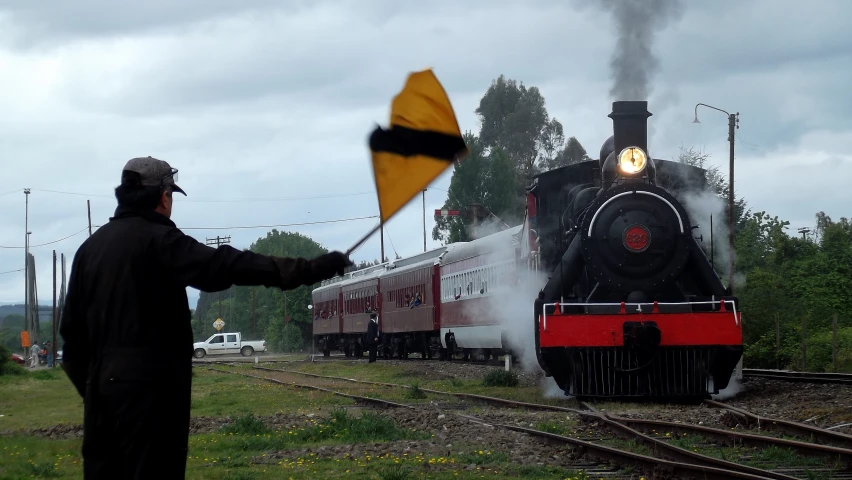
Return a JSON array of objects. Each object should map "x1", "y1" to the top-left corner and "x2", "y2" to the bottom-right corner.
[{"x1": 622, "y1": 225, "x2": 651, "y2": 253}]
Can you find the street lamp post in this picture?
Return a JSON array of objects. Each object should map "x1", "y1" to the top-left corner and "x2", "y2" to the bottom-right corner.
[
  {"x1": 693, "y1": 103, "x2": 739, "y2": 294},
  {"x1": 23, "y1": 189, "x2": 30, "y2": 338}
]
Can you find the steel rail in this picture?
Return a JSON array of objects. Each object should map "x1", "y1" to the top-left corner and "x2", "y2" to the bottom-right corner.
[
  {"x1": 742, "y1": 368, "x2": 852, "y2": 385},
  {"x1": 250, "y1": 365, "x2": 583, "y2": 413},
  {"x1": 612, "y1": 416, "x2": 852, "y2": 467},
  {"x1": 242, "y1": 365, "x2": 844, "y2": 477},
  {"x1": 705, "y1": 399, "x2": 852, "y2": 449},
  {"x1": 490, "y1": 422, "x2": 782, "y2": 480},
  {"x1": 303, "y1": 354, "x2": 506, "y2": 366},
  {"x1": 206, "y1": 367, "x2": 413, "y2": 410},
  {"x1": 217, "y1": 365, "x2": 785, "y2": 480}
]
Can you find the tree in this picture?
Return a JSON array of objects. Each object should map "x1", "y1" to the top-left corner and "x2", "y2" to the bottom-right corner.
[
  {"x1": 0, "y1": 314, "x2": 24, "y2": 351},
  {"x1": 734, "y1": 209, "x2": 852, "y2": 371},
  {"x1": 483, "y1": 147, "x2": 518, "y2": 218},
  {"x1": 434, "y1": 77, "x2": 589, "y2": 243},
  {"x1": 475, "y1": 75, "x2": 565, "y2": 179},
  {"x1": 432, "y1": 132, "x2": 488, "y2": 244},
  {"x1": 559, "y1": 137, "x2": 592, "y2": 167},
  {"x1": 282, "y1": 323, "x2": 303, "y2": 352},
  {"x1": 538, "y1": 120, "x2": 566, "y2": 171}
]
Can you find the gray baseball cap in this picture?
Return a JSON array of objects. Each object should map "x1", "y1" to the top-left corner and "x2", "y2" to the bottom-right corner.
[{"x1": 122, "y1": 156, "x2": 186, "y2": 196}]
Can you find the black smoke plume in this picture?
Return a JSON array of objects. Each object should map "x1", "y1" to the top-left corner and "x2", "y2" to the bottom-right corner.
[{"x1": 582, "y1": 0, "x2": 684, "y2": 100}]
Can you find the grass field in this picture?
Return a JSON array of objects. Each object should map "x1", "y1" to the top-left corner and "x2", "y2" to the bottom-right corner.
[{"x1": 0, "y1": 365, "x2": 589, "y2": 479}]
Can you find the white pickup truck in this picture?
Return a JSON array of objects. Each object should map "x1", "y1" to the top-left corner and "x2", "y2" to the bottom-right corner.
[{"x1": 193, "y1": 332, "x2": 267, "y2": 358}]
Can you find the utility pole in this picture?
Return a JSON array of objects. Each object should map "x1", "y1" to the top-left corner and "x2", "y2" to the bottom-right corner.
[
  {"x1": 24, "y1": 188, "x2": 30, "y2": 340},
  {"x1": 251, "y1": 287, "x2": 256, "y2": 338},
  {"x1": 422, "y1": 189, "x2": 427, "y2": 253},
  {"x1": 693, "y1": 104, "x2": 739, "y2": 294},
  {"x1": 727, "y1": 112, "x2": 737, "y2": 295},
  {"x1": 380, "y1": 227, "x2": 385, "y2": 263},
  {"x1": 798, "y1": 227, "x2": 811, "y2": 241},
  {"x1": 52, "y1": 250, "x2": 57, "y2": 368},
  {"x1": 87, "y1": 200, "x2": 93, "y2": 237},
  {"x1": 205, "y1": 235, "x2": 231, "y2": 319}
]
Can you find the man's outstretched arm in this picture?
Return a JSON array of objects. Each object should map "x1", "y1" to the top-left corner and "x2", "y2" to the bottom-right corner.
[{"x1": 157, "y1": 228, "x2": 352, "y2": 292}]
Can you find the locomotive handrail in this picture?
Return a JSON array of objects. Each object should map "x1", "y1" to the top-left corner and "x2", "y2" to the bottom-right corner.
[
  {"x1": 586, "y1": 190, "x2": 685, "y2": 235},
  {"x1": 541, "y1": 300, "x2": 738, "y2": 331}
]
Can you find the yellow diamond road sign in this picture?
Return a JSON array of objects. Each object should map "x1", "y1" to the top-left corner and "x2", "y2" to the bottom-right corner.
[{"x1": 213, "y1": 318, "x2": 225, "y2": 331}]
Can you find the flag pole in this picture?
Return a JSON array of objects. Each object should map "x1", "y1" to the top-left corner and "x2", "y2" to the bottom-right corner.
[{"x1": 346, "y1": 222, "x2": 383, "y2": 257}]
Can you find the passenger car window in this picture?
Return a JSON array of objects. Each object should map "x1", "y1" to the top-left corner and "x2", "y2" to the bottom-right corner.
[{"x1": 226, "y1": 334, "x2": 237, "y2": 343}]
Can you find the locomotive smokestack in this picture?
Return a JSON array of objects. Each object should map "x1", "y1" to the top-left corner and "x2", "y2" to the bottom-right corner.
[{"x1": 608, "y1": 101, "x2": 652, "y2": 156}]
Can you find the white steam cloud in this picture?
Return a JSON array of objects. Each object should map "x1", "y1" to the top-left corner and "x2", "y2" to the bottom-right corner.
[
  {"x1": 467, "y1": 215, "x2": 515, "y2": 241},
  {"x1": 681, "y1": 190, "x2": 732, "y2": 278},
  {"x1": 711, "y1": 377, "x2": 743, "y2": 401},
  {"x1": 457, "y1": 219, "x2": 552, "y2": 376},
  {"x1": 541, "y1": 376, "x2": 570, "y2": 399},
  {"x1": 680, "y1": 189, "x2": 746, "y2": 290}
]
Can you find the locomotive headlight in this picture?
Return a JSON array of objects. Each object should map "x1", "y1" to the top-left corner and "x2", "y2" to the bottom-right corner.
[{"x1": 618, "y1": 147, "x2": 648, "y2": 174}]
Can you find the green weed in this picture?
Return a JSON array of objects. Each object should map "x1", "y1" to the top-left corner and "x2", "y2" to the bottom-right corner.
[
  {"x1": 26, "y1": 461, "x2": 61, "y2": 477},
  {"x1": 406, "y1": 381, "x2": 427, "y2": 399},
  {"x1": 456, "y1": 450, "x2": 509, "y2": 465},
  {"x1": 220, "y1": 413, "x2": 270, "y2": 435},
  {"x1": 481, "y1": 369, "x2": 519, "y2": 387},
  {"x1": 377, "y1": 464, "x2": 412, "y2": 480}
]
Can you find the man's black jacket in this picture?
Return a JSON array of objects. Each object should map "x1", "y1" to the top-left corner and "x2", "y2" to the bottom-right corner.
[
  {"x1": 60, "y1": 206, "x2": 326, "y2": 398},
  {"x1": 367, "y1": 319, "x2": 379, "y2": 344}
]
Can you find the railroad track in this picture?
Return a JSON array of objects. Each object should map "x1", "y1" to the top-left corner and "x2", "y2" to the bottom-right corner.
[
  {"x1": 193, "y1": 353, "x2": 509, "y2": 368},
  {"x1": 197, "y1": 356, "x2": 852, "y2": 387},
  {"x1": 742, "y1": 368, "x2": 852, "y2": 385},
  {"x1": 208, "y1": 363, "x2": 852, "y2": 479},
  {"x1": 306, "y1": 352, "x2": 509, "y2": 366}
]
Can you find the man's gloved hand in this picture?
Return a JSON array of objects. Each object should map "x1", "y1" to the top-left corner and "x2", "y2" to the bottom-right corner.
[{"x1": 311, "y1": 251, "x2": 353, "y2": 281}]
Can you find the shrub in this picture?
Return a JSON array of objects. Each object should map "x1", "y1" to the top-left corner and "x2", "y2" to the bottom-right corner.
[
  {"x1": 0, "y1": 343, "x2": 25, "y2": 377},
  {"x1": 282, "y1": 323, "x2": 303, "y2": 352}
]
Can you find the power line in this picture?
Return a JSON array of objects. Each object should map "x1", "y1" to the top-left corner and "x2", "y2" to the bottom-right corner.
[
  {"x1": 24, "y1": 188, "x2": 373, "y2": 203},
  {"x1": 0, "y1": 215, "x2": 377, "y2": 249},
  {"x1": 180, "y1": 215, "x2": 379, "y2": 231},
  {"x1": 0, "y1": 268, "x2": 24, "y2": 275},
  {"x1": 0, "y1": 227, "x2": 89, "y2": 249}
]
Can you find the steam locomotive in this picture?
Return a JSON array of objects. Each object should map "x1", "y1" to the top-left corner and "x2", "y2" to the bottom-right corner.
[
  {"x1": 532, "y1": 101, "x2": 743, "y2": 399},
  {"x1": 312, "y1": 100, "x2": 742, "y2": 400}
]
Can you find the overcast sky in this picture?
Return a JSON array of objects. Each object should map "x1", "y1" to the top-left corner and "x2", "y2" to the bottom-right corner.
[{"x1": 1, "y1": 0, "x2": 850, "y2": 309}]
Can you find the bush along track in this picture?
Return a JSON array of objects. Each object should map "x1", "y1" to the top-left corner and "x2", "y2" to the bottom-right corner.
[{"x1": 212, "y1": 364, "x2": 852, "y2": 479}]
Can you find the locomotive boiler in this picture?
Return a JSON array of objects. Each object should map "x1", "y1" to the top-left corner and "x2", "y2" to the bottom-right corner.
[{"x1": 532, "y1": 101, "x2": 743, "y2": 399}]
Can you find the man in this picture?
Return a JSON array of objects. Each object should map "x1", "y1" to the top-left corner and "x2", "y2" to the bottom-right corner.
[
  {"x1": 59, "y1": 157, "x2": 352, "y2": 480},
  {"x1": 28, "y1": 340, "x2": 40, "y2": 368},
  {"x1": 44, "y1": 341, "x2": 53, "y2": 367},
  {"x1": 366, "y1": 312, "x2": 380, "y2": 363}
]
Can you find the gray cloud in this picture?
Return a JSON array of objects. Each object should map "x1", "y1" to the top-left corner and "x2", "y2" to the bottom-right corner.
[{"x1": 1, "y1": 0, "x2": 850, "y2": 308}]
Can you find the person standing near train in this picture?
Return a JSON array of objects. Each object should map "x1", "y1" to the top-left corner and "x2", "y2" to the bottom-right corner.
[
  {"x1": 28, "y1": 340, "x2": 40, "y2": 368},
  {"x1": 59, "y1": 157, "x2": 353, "y2": 480},
  {"x1": 367, "y1": 312, "x2": 380, "y2": 363}
]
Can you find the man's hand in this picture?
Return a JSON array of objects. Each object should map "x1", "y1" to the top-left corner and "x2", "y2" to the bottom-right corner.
[{"x1": 311, "y1": 251, "x2": 354, "y2": 280}]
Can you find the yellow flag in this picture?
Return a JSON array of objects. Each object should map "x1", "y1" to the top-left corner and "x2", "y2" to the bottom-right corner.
[{"x1": 369, "y1": 69, "x2": 468, "y2": 223}]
